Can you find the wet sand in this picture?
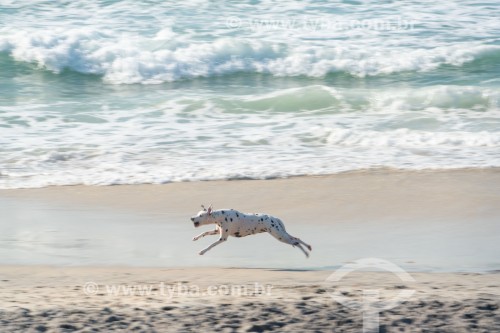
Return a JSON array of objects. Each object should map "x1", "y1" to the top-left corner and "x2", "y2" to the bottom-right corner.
[
  {"x1": 0, "y1": 169, "x2": 499, "y2": 270},
  {"x1": 0, "y1": 169, "x2": 499, "y2": 332}
]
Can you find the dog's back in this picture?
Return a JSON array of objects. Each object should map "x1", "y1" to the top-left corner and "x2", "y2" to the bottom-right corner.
[{"x1": 192, "y1": 207, "x2": 311, "y2": 257}]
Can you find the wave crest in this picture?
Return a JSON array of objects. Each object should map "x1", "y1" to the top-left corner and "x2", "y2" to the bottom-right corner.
[{"x1": 1, "y1": 27, "x2": 499, "y2": 84}]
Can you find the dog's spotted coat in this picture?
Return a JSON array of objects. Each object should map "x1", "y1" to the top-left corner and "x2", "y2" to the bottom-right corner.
[{"x1": 191, "y1": 206, "x2": 312, "y2": 257}]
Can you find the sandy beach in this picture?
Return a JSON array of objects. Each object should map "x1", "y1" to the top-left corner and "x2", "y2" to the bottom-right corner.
[
  {"x1": 0, "y1": 266, "x2": 498, "y2": 332},
  {"x1": 3, "y1": 1, "x2": 500, "y2": 331},
  {"x1": 0, "y1": 169, "x2": 499, "y2": 332},
  {"x1": 1, "y1": 169, "x2": 499, "y2": 270},
  {"x1": 4, "y1": 169, "x2": 499, "y2": 221}
]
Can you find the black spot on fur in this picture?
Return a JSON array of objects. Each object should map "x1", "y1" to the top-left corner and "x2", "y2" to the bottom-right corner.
[
  {"x1": 225, "y1": 229, "x2": 228, "y2": 232},
  {"x1": 230, "y1": 218, "x2": 233, "y2": 222},
  {"x1": 225, "y1": 217, "x2": 227, "y2": 222},
  {"x1": 222, "y1": 211, "x2": 225, "y2": 214},
  {"x1": 234, "y1": 232, "x2": 241, "y2": 237},
  {"x1": 260, "y1": 218, "x2": 263, "y2": 221},
  {"x1": 236, "y1": 213, "x2": 239, "y2": 217}
]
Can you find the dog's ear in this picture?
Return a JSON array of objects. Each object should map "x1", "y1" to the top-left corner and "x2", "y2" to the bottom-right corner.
[
  {"x1": 207, "y1": 204, "x2": 213, "y2": 215},
  {"x1": 201, "y1": 204, "x2": 206, "y2": 211}
]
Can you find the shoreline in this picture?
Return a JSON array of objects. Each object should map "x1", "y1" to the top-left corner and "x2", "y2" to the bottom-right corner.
[
  {"x1": 2, "y1": 166, "x2": 499, "y2": 190},
  {"x1": 2, "y1": 167, "x2": 499, "y2": 212}
]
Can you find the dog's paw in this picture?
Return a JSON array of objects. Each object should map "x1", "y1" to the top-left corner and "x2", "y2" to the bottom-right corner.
[
  {"x1": 198, "y1": 251, "x2": 205, "y2": 255},
  {"x1": 307, "y1": 245, "x2": 312, "y2": 251},
  {"x1": 192, "y1": 237, "x2": 199, "y2": 241}
]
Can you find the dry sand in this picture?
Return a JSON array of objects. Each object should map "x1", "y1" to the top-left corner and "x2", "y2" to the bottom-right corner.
[{"x1": 0, "y1": 266, "x2": 498, "y2": 332}]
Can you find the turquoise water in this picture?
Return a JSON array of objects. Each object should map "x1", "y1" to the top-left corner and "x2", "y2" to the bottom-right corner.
[{"x1": 1, "y1": 1, "x2": 500, "y2": 188}]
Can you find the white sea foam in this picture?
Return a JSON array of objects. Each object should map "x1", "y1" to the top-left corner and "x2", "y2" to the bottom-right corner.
[
  {"x1": 1, "y1": 85, "x2": 499, "y2": 189},
  {"x1": 1, "y1": 26, "x2": 499, "y2": 83},
  {"x1": 1, "y1": 0, "x2": 500, "y2": 83},
  {"x1": 1, "y1": 1, "x2": 499, "y2": 188}
]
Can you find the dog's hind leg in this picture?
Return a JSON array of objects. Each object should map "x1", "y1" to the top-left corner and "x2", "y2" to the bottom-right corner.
[
  {"x1": 294, "y1": 237, "x2": 312, "y2": 251},
  {"x1": 268, "y1": 228, "x2": 310, "y2": 258},
  {"x1": 294, "y1": 242, "x2": 310, "y2": 258}
]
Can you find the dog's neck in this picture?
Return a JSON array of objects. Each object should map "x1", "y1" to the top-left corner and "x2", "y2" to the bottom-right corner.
[{"x1": 207, "y1": 210, "x2": 225, "y2": 225}]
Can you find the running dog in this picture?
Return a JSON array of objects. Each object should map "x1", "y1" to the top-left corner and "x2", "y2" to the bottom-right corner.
[{"x1": 191, "y1": 205, "x2": 312, "y2": 257}]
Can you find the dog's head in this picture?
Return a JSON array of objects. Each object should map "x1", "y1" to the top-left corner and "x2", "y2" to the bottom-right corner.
[{"x1": 191, "y1": 204, "x2": 213, "y2": 228}]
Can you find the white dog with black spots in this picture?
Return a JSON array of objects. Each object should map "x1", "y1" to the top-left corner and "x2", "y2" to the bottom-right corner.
[{"x1": 191, "y1": 205, "x2": 312, "y2": 257}]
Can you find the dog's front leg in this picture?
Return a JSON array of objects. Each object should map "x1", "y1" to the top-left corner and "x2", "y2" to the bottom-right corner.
[
  {"x1": 198, "y1": 229, "x2": 228, "y2": 255},
  {"x1": 192, "y1": 228, "x2": 219, "y2": 241}
]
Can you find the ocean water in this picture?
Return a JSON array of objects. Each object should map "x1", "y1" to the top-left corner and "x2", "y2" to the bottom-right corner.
[{"x1": 1, "y1": 1, "x2": 499, "y2": 188}]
